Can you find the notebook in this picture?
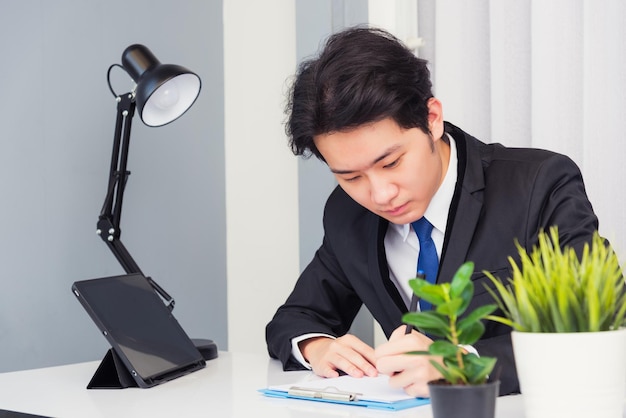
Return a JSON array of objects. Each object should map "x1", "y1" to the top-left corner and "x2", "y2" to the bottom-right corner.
[{"x1": 72, "y1": 273, "x2": 206, "y2": 388}]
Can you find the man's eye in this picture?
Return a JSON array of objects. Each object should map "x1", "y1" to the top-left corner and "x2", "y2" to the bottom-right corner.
[
  {"x1": 384, "y1": 159, "x2": 400, "y2": 169},
  {"x1": 345, "y1": 175, "x2": 361, "y2": 182}
]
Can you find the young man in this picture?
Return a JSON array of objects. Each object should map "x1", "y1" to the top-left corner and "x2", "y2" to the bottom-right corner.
[{"x1": 265, "y1": 26, "x2": 599, "y2": 397}]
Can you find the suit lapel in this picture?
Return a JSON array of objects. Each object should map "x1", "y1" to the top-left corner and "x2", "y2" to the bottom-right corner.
[
  {"x1": 368, "y1": 216, "x2": 407, "y2": 313},
  {"x1": 438, "y1": 123, "x2": 486, "y2": 283}
]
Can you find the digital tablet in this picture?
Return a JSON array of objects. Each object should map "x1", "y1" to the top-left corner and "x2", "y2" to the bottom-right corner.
[{"x1": 72, "y1": 273, "x2": 205, "y2": 388}]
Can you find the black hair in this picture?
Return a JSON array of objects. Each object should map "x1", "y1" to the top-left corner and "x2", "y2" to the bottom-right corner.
[{"x1": 285, "y1": 26, "x2": 433, "y2": 161}]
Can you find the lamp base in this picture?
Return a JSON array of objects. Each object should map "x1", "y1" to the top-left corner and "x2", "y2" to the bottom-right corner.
[{"x1": 191, "y1": 338, "x2": 218, "y2": 361}]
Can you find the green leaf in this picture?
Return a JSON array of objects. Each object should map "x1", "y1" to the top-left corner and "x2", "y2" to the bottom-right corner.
[
  {"x1": 456, "y1": 320, "x2": 484, "y2": 345},
  {"x1": 430, "y1": 361, "x2": 456, "y2": 383},
  {"x1": 449, "y1": 262, "x2": 475, "y2": 315},
  {"x1": 613, "y1": 292, "x2": 626, "y2": 329},
  {"x1": 449, "y1": 261, "x2": 474, "y2": 299},
  {"x1": 408, "y1": 279, "x2": 447, "y2": 306},
  {"x1": 457, "y1": 304, "x2": 497, "y2": 331},
  {"x1": 485, "y1": 314, "x2": 517, "y2": 330},
  {"x1": 464, "y1": 354, "x2": 497, "y2": 384},
  {"x1": 428, "y1": 340, "x2": 460, "y2": 358},
  {"x1": 440, "y1": 361, "x2": 469, "y2": 385},
  {"x1": 436, "y1": 298, "x2": 464, "y2": 317},
  {"x1": 402, "y1": 311, "x2": 449, "y2": 338},
  {"x1": 406, "y1": 350, "x2": 431, "y2": 356}
]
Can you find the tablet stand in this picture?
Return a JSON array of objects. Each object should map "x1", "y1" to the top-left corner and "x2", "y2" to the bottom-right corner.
[
  {"x1": 87, "y1": 349, "x2": 137, "y2": 389},
  {"x1": 87, "y1": 339, "x2": 218, "y2": 389}
]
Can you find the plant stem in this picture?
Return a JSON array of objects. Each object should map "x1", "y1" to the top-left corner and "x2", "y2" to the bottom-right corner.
[{"x1": 448, "y1": 309, "x2": 464, "y2": 370}]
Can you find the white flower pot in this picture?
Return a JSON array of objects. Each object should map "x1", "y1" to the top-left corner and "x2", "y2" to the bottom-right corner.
[{"x1": 512, "y1": 329, "x2": 626, "y2": 418}]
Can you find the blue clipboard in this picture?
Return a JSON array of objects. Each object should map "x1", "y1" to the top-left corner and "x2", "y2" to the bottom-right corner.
[{"x1": 259, "y1": 375, "x2": 430, "y2": 411}]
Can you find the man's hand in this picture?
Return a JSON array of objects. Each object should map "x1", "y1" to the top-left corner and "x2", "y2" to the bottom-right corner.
[
  {"x1": 299, "y1": 334, "x2": 378, "y2": 379},
  {"x1": 374, "y1": 325, "x2": 443, "y2": 397}
]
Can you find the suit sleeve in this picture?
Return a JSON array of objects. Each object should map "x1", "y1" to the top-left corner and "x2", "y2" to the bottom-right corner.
[
  {"x1": 476, "y1": 152, "x2": 599, "y2": 395},
  {"x1": 527, "y1": 153, "x2": 599, "y2": 251},
  {"x1": 265, "y1": 231, "x2": 364, "y2": 371}
]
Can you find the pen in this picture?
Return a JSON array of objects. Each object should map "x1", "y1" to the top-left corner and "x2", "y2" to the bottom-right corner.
[
  {"x1": 405, "y1": 271, "x2": 426, "y2": 334},
  {"x1": 288, "y1": 386, "x2": 360, "y2": 401}
]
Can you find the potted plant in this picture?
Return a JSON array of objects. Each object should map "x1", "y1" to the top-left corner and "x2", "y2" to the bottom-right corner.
[
  {"x1": 485, "y1": 226, "x2": 626, "y2": 418},
  {"x1": 403, "y1": 261, "x2": 500, "y2": 418}
]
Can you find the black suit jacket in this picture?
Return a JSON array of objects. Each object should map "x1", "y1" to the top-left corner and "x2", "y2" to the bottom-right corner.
[{"x1": 266, "y1": 122, "x2": 599, "y2": 395}]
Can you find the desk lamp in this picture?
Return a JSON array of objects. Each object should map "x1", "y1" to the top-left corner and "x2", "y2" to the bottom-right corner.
[{"x1": 96, "y1": 44, "x2": 217, "y2": 361}]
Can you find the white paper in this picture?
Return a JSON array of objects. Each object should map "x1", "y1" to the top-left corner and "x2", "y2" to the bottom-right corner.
[{"x1": 269, "y1": 374, "x2": 413, "y2": 403}]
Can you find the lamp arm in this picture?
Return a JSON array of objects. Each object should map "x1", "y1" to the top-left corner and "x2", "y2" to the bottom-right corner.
[{"x1": 96, "y1": 92, "x2": 175, "y2": 310}]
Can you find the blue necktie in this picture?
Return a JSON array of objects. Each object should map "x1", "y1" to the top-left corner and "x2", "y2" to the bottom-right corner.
[{"x1": 411, "y1": 217, "x2": 438, "y2": 311}]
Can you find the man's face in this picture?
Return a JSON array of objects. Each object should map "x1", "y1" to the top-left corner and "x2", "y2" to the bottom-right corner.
[{"x1": 314, "y1": 116, "x2": 449, "y2": 225}]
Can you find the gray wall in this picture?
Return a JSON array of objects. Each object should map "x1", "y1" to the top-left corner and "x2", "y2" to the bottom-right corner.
[
  {"x1": 0, "y1": 0, "x2": 385, "y2": 374},
  {"x1": 294, "y1": 0, "x2": 374, "y2": 346},
  {"x1": 0, "y1": 0, "x2": 226, "y2": 372}
]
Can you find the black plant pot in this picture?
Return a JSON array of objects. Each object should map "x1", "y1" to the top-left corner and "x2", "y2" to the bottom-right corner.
[{"x1": 428, "y1": 380, "x2": 500, "y2": 418}]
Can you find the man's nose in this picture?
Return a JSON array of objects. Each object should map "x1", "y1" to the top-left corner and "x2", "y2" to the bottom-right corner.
[{"x1": 370, "y1": 177, "x2": 398, "y2": 205}]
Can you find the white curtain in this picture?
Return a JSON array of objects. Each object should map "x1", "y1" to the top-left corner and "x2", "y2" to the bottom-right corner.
[{"x1": 419, "y1": 0, "x2": 626, "y2": 256}]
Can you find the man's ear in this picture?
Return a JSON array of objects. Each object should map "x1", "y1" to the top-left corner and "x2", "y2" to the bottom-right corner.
[{"x1": 427, "y1": 97, "x2": 444, "y2": 140}]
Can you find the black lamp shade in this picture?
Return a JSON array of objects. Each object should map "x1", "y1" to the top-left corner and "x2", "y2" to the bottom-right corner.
[{"x1": 121, "y1": 44, "x2": 201, "y2": 127}]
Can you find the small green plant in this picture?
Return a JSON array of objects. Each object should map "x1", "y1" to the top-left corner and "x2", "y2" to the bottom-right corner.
[
  {"x1": 485, "y1": 226, "x2": 626, "y2": 333},
  {"x1": 403, "y1": 261, "x2": 497, "y2": 385}
]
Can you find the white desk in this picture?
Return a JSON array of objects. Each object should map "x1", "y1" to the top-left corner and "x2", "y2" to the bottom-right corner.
[{"x1": 0, "y1": 352, "x2": 621, "y2": 418}]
